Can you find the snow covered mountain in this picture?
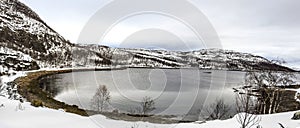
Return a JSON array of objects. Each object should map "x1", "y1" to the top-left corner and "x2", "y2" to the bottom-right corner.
[
  {"x1": 76, "y1": 45, "x2": 292, "y2": 71},
  {"x1": 0, "y1": 0, "x2": 73, "y2": 68},
  {"x1": 0, "y1": 0, "x2": 294, "y2": 75}
]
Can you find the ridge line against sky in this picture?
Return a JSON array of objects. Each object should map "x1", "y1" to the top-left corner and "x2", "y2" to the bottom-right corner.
[{"x1": 19, "y1": 0, "x2": 300, "y2": 69}]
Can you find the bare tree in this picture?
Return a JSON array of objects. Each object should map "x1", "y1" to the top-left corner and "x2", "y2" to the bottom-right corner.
[
  {"x1": 236, "y1": 89, "x2": 261, "y2": 128},
  {"x1": 140, "y1": 96, "x2": 155, "y2": 115},
  {"x1": 0, "y1": 78, "x2": 5, "y2": 107},
  {"x1": 247, "y1": 59, "x2": 296, "y2": 114},
  {"x1": 91, "y1": 85, "x2": 111, "y2": 112},
  {"x1": 235, "y1": 59, "x2": 294, "y2": 127},
  {"x1": 0, "y1": 78, "x2": 5, "y2": 97},
  {"x1": 245, "y1": 70, "x2": 295, "y2": 114},
  {"x1": 202, "y1": 98, "x2": 231, "y2": 120}
]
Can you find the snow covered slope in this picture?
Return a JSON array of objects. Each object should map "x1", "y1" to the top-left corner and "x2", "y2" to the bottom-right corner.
[
  {"x1": 0, "y1": 46, "x2": 38, "y2": 76},
  {"x1": 0, "y1": 0, "x2": 73, "y2": 68}
]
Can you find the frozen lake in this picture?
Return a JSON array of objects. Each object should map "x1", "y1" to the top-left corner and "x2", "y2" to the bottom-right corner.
[{"x1": 40, "y1": 68, "x2": 248, "y2": 119}]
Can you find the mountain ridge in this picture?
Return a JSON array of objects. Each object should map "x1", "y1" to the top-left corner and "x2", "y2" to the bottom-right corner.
[{"x1": 0, "y1": 0, "x2": 294, "y2": 75}]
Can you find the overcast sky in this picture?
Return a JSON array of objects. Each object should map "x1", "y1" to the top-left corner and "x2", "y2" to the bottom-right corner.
[{"x1": 19, "y1": 0, "x2": 300, "y2": 69}]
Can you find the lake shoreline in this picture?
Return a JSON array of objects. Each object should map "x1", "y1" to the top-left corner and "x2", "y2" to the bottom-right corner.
[
  {"x1": 13, "y1": 68, "x2": 300, "y2": 123},
  {"x1": 14, "y1": 68, "x2": 183, "y2": 124}
]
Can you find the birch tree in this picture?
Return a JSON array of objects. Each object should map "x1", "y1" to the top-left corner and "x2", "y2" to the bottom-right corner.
[
  {"x1": 91, "y1": 85, "x2": 111, "y2": 112},
  {"x1": 245, "y1": 71, "x2": 295, "y2": 114},
  {"x1": 0, "y1": 78, "x2": 5, "y2": 97}
]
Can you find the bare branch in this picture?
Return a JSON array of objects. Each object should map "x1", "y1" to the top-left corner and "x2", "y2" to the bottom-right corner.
[{"x1": 236, "y1": 89, "x2": 261, "y2": 128}]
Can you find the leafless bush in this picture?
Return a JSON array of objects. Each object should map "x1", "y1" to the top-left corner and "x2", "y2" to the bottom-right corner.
[
  {"x1": 140, "y1": 96, "x2": 155, "y2": 115},
  {"x1": 202, "y1": 98, "x2": 231, "y2": 120}
]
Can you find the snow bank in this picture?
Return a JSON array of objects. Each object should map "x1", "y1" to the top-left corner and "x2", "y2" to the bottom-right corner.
[{"x1": 0, "y1": 96, "x2": 299, "y2": 128}]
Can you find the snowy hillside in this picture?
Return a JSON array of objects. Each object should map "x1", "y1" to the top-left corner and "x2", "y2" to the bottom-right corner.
[
  {"x1": 75, "y1": 45, "x2": 293, "y2": 71},
  {"x1": 0, "y1": 46, "x2": 38, "y2": 76},
  {"x1": 0, "y1": 0, "x2": 73, "y2": 68}
]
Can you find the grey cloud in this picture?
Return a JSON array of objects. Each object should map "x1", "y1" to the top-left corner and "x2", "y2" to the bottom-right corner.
[
  {"x1": 20, "y1": 0, "x2": 300, "y2": 68},
  {"x1": 120, "y1": 29, "x2": 205, "y2": 51}
]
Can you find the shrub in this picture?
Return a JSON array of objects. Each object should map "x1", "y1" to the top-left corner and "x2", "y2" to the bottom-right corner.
[
  {"x1": 31, "y1": 100, "x2": 43, "y2": 107},
  {"x1": 292, "y1": 111, "x2": 300, "y2": 120}
]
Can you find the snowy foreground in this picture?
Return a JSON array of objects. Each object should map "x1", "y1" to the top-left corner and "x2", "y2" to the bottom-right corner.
[{"x1": 0, "y1": 98, "x2": 300, "y2": 128}]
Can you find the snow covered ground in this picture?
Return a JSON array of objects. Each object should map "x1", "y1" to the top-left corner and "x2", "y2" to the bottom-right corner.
[
  {"x1": 0, "y1": 96, "x2": 300, "y2": 128},
  {"x1": 0, "y1": 72, "x2": 300, "y2": 128}
]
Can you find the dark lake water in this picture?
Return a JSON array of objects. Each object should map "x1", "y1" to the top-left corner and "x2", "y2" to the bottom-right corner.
[{"x1": 40, "y1": 68, "x2": 248, "y2": 119}]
